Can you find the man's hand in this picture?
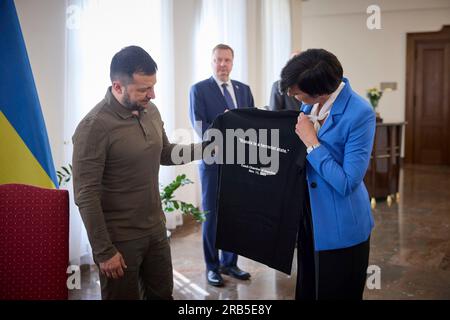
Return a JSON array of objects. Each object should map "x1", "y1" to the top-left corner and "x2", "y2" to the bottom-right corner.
[
  {"x1": 295, "y1": 113, "x2": 319, "y2": 147},
  {"x1": 99, "y1": 252, "x2": 127, "y2": 279}
]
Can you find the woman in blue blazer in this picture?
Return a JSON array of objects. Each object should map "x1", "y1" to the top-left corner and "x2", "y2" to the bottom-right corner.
[{"x1": 279, "y1": 49, "x2": 376, "y2": 300}]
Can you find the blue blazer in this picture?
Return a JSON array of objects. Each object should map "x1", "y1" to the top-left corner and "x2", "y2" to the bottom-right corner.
[
  {"x1": 189, "y1": 76, "x2": 255, "y2": 170},
  {"x1": 190, "y1": 76, "x2": 255, "y2": 137},
  {"x1": 302, "y1": 78, "x2": 376, "y2": 251}
]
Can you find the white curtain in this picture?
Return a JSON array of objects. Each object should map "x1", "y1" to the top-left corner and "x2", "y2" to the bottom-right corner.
[
  {"x1": 193, "y1": 0, "x2": 248, "y2": 83},
  {"x1": 261, "y1": 0, "x2": 292, "y2": 105},
  {"x1": 64, "y1": 0, "x2": 178, "y2": 264},
  {"x1": 193, "y1": 0, "x2": 291, "y2": 107}
]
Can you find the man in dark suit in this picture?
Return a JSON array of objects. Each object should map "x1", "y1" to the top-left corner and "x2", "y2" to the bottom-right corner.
[
  {"x1": 189, "y1": 44, "x2": 254, "y2": 287},
  {"x1": 268, "y1": 80, "x2": 301, "y2": 111},
  {"x1": 268, "y1": 51, "x2": 302, "y2": 111}
]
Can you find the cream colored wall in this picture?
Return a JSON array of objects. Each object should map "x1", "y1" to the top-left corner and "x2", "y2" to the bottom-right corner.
[
  {"x1": 15, "y1": 0, "x2": 66, "y2": 170},
  {"x1": 290, "y1": 0, "x2": 302, "y2": 52},
  {"x1": 301, "y1": 0, "x2": 450, "y2": 122}
]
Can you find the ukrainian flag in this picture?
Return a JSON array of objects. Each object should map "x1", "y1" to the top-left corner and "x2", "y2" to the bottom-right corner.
[{"x1": 0, "y1": 0, "x2": 58, "y2": 188}]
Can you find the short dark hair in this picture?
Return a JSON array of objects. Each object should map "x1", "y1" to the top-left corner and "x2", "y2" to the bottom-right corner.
[
  {"x1": 110, "y1": 46, "x2": 158, "y2": 84},
  {"x1": 212, "y1": 44, "x2": 234, "y2": 58},
  {"x1": 279, "y1": 49, "x2": 343, "y2": 97}
]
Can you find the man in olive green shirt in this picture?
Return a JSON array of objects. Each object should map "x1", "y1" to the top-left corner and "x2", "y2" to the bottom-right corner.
[{"x1": 72, "y1": 46, "x2": 202, "y2": 300}]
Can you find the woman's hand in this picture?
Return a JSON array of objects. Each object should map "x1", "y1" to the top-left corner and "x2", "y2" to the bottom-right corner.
[{"x1": 295, "y1": 113, "x2": 319, "y2": 147}]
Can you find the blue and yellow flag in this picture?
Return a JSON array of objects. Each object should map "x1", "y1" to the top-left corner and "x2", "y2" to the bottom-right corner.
[{"x1": 0, "y1": 0, "x2": 58, "y2": 188}]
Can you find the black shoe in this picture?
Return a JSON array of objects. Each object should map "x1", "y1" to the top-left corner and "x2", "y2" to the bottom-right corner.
[
  {"x1": 220, "y1": 266, "x2": 251, "y2": 280},
  {"x1": 207, "y1": 270, "x2": 224, "y2": 287}
]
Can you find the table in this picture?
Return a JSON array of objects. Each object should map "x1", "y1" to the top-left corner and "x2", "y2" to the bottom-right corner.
[{"x1": 364, "y1": 122, "x2": 406, "y2": 208}]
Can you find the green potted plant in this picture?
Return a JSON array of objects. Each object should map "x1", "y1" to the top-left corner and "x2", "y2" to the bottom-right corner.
[{"x1": 160, "y1": 174, "x2": 206, "y2": 223}]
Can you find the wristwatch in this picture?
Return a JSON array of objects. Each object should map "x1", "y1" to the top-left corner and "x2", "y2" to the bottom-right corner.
[{"x1": 307, "y1": 143, "x2": 321, "y2": 154}]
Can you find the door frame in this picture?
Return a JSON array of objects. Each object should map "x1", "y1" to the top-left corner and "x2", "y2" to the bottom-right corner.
[{"x1": 405, "y1": 25, "x2": 450, "y2": 164}]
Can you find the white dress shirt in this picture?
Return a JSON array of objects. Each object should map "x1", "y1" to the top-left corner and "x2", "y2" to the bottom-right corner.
[
  {"x1": 213, "y1": 75, "x2": 238, "y2": 109},
  {"x1": 308, "y1": 81, "x2": 345, "y2": 132}
]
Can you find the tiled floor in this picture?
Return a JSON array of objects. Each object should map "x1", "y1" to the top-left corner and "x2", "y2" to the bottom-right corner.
[{"x1": 69, "y1": 164, "x2": 450, "y2": 300}]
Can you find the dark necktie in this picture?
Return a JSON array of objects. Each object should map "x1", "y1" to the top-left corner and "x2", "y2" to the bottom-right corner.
[{"x1": 221, "y1": 83, "x2": 236, "y2": 109}]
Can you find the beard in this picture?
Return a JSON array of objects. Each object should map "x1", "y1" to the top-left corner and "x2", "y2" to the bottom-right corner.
[{"x1": 122, "y1": 90, "x2": 147, "y2": 111}]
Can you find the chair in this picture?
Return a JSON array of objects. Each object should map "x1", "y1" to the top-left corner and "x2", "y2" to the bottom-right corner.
[{"x1": 0, "y1": 184, "x2": 69, "y2": 300}]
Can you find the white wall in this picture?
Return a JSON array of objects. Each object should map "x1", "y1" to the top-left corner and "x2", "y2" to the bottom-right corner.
[
  {"x1": 301, "y1": 0, "x2": 450, "y2": 122},
  {"x1": 290, "y1": 0, "x2": 302, "y2": 53},
  {"x1": 15, "y1": 0, "x2": 66, "y2": 171}
]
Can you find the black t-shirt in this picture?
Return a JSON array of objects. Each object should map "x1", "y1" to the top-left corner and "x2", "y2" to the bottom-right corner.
[{"x1": 208, "y1": 108, "x2": 307, "y2": 274}]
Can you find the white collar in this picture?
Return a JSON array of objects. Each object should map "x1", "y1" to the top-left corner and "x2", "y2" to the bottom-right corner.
[
  {"x1": 213, "y1": 75, "x2": 232, "y2": 89},
  {"x1": 308, "y1": 81, "x2": 345, "y2": 132}
]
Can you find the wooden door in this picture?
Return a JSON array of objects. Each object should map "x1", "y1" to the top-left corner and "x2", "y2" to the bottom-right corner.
[{"x1": 405, "y1": 26, "x2": 450, "y2": 165}]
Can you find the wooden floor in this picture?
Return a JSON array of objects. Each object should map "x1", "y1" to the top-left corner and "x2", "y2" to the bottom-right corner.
[{"x1": 69, "y1": 164, "x2": 450, "y2": 300}]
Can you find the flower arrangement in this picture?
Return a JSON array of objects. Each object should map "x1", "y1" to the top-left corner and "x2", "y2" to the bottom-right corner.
[{"x1": 366, "y1": 87, "x2": 383, "y2": 110}]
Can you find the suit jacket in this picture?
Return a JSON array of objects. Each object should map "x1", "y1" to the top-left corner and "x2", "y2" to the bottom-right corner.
[
  {"x1": 189, "y1": 76, "x2": 255, "y2": 171},
  {"x1": 303, "y1": 78, "x2": 376, "y2": 251},
  {"x1": 268, "y1": 80, "x2": 301, "y2": 111}
]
